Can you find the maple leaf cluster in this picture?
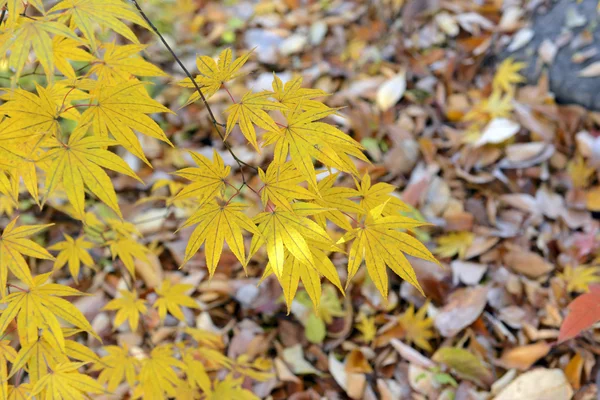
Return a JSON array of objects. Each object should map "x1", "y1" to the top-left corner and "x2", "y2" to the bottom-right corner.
[{"x1": 0, "y1": 0, "x2": 439, "y2": 399}]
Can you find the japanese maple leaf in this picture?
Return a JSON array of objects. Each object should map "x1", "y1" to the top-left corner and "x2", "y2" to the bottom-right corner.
[
  {"x1": 0, "y1": 16, "x2": 81, "y2": 80},
  {"x1": 263, "y1": 248, "x2": 343, "y2": 312},
  {"x1": 225, "y1": 91, "x2": 286, "y2": 151},
  {"x1": 181, "y1": 198, "x2": 260, "y2": 275},
  {"x1": 49, "y1": 0, "x2": 149, "y2": 52},
  {"x1": 355, "y1": 173, "x2": 412, "y2": 216},
  {"x1": 258, "y1": 162, "x2": 314, "y2": 212},
  {"x1": 0, "y1": 172, "x2": 18, "y2": 208},
  {"x1": 52, "y1": 36, "x2": 94, "y2": 79},
  {"x1": 89, "y1": 43, "x2": 168, "y2": 84},
  {"x1": 0, "y1": 273, "x2": 96, "y2": 351},
  {"x1": 341, "y1": 202, "x2": 438, "y2": 298},
  {"x1": 435, "y1": 231, "x2": 475, "y2": 259},
  {"x1": 103, "y1": 289, "x2": 148, "y2": 332},
  {"x1": 42, "y1": 124, "x2": 143, "y2": 219},
  {"x1": 263, "y1": 104, "x2": 368, "y2": 188},
  {"x1": 153, "y1": 280, "x2": 199, "y2": 322},
  {"x1": 172, "y1": 150, "x2": 230, "y2": 205},
  {"x1": 558, "y1": 284, "x2": 600, "y2": 343},
  {"x1": 396, "y1": 302, "x2": 434, "y2": 351},
  {"x1": 493, "y1": 57, "x2": 526, "y2": 93},
  {"x1": 108, "y1": 236, "x2": 151, "y2": 277},
  {"x1": 30, "y1": 362, "x2": 105, "y2": 399},
  {"x1": 49, "y1": 234, "x2": 95, "y2": 283},
  {"x1": 0, "y1": 0, "x2": 44, "y2": 23},
  {"x1": 249, "y1": 203, "x2": 336, "y2": 281},
  {"x1": 132, "y1": 345, "x2": 186, "y2": 400},
  {"x1": 310, "y1": 172, "x2": 363, "y2": 231},
  {"x1": 271, "y1": 75, "x2": 327, "y2": 110},
  {"x1": 79, "y1": 80, "x2": 173, "y2": 165},
  {"x1": 0, "y1": 339, "x2": 17, "y2": 400},
  {"x1": 8, "y1": 332, "x2": 97, "y2": 383},
  {"x1": 92, "y1": 345, "x2": 140, "y2": 392},
  {"x1": 180, "y1": 48, "x2": 250, "y2": 106},
  {"x1": 0, "y1": 217, "x2": 54, "y2": 294},
  {"x1": 0, "y1": 84, "x2": 74, "y2": 141}
]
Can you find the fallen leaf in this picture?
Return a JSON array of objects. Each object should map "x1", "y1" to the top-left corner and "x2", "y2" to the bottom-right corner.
[
  {"x1": 503, "y1": 244, "x2": 553, "y2": 278},
  {"x1": 376, "y1": 72, "x2": 406, "y2": 112},
  {"x1": 432, "y1": 347, "x2": 492, "y2": 385},
  {"x1": 434, "y1": 286, "x2": 488, "y2": 337},
  {"x1": 451, "y1": 261, "x2": 487, "y2": 285},
  {"x1": 498, "y1": 342, "x2": 551, "y2": 370},
  {"x1": 475, "y1": 118, "x2": 520, "y2": 147},
  {"x1": 494, "y1": 369, "x2": 573, "y2": 400},
  {"x1": 282, "y1": 344, "x2": 322, "y2": 375},
  {"x1": 558, "y1": 284, "x2": 600, "y2": 343},
  {"x1": 563, "y1": 352, "x2": 584, "y2": 390}
]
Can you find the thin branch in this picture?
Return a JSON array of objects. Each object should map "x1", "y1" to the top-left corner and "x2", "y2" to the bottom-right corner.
[
  {"x1": 130, "y1": 0, "x2": 257, "y2": 183},
  {"x1": 0, "y1": 7, "x2": 7, "y2": 25}
]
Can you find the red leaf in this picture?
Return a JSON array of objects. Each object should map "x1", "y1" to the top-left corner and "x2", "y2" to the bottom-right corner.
[{"x1": 558, "y1": 284, "x2": 600, "y2": 343}]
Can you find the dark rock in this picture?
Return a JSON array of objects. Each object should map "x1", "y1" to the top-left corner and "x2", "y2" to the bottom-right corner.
[{"x1": 503, "y1": 0, "x2": 600, "y2": 110}]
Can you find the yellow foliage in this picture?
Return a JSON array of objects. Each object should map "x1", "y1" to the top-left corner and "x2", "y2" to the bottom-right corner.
[
  {"x1": 397, "y1": 302, "x2": 435, "y2": 352},
  {"x1": 559, "y1": 265, "x2": 600, "y2": 293},
  {"x1": 434, "y1": 231, "x2": 474, "y2": 259}
]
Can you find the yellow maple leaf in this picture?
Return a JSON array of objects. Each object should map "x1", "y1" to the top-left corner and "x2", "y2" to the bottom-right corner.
[
  {"x1": 397, "y1": 302, "x2": 434, "y2": 351},
  {"x1": 49, "y1": 234, "x2": 95, "y2": 282},
  {"x1": 0, "y1": 16, "x2": 82, "y2": 80},
  {"x1": 92, "y1": 345, "x2": 140, "y2": 392},
  {"x1": 0, "y1": 272, "x2": 96, "y2": 350},
  {"x1": 172, "y1": 150, "x2": 229, "y2": 205},
  {"x1": 355, "y1": 173, "x2": 411, "y2": 216},
  {"x1": 263, "y1": 102, "x2": 368, "y2": 188},
  {"x1": 108, "y1": 236, "x2": 151, "y2": 277},
  {"x1": 79, "y1": 80, "x2": 173, "y2": 165},
  {"x1": 52, "y1": 36, "x2": 94, "y2": 79},
  {"x1": 355, "y1": 314, "x2": 377, "y2": 343},
  {"x1": 493, "y1": 58, "x2": 526, "y2": 94},
  {"x1": 132, "y1": 345, "x2": 186, "y2": 400},
  {"x1": 8, "y1": 334, "x2": 69, "y2": 384},
  {"x1": 258, "y1": 162, "x2": 314, "y2": 212},
  {"x1": 559, "y1": 265, "x2": 600, "y2": 293},
  {"x1": 49, "y1": 0, "x2": 150, "y2": 52},
  {"x1": 154, "y1": 279, "x2": 199, "y2": 322},
  {"x1": 310, "y1": 172, "x2": 363, "y2": 231},
  {"x1": 342, "y1": 202, "x2": 436, "y2": 298},
  {"x1": 225, "y1": 91, "x2": 286, "y2": 151},
  {"x1": 271, "y1": 75, "x2": 327, "y2": 110},
  {"x1": 0, "y1": 217, "x2": 54, "y2": 294},
  {"x1": 250, "y1": 202, "x2": 336, "y2": 284},
  {"x1": 463, "y1": 89, "x2": 513, "y2": 124},
  {"x1": 0, "y1": 0, "x2": 44, "y2": 23},
  {"x1": 29, "y1": 362, "x2": 105, "y2": 399},
  {"x1": 263, "y1": 247, "x2": 344, "y2": 312},
  {"x1": 568, "y1": 155, "x2": 595, "y2": 189},
  {"x1": 89, "y1": 43, "x2": 168, "y2": 84},
  {"x1": 103, "y1": 289, "x2": 148, "y2": 331},
  {"x1": 203, "y1": 374, "x2": 260, "y2": 400},
  {"x1": 0, "y1": 339, "x2": 17, "y2": 400},
  {"x1": 0, "y1": 84, "x2": 75, "y2": 141},
  {"x1": 6, "y1": 383, "x2": 32, "y2": 400},
  {"x1": 434, "y1": 231, "x2": 474, "y2": 259},
  {"x1": 181, "y1": 198, "x2": 260, "y2": 274},
  {"x1": 179, "y1": 48, "x2": 250, "y2": 106},
  {"x1": 42, "y1": 123, "x2": 143, "y2": 219}
]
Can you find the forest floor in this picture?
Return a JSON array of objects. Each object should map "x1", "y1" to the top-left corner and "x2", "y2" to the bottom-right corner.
[{"x1": 11, "y1": 0, "x2": 600, "y2": 399}]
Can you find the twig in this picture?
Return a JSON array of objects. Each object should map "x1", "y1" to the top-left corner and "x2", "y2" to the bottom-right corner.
[
  {"x1": 130, "y1": 0, "x2": 257, "y2": 183},
  {"x1": 0, "y1": 7, "x2": 7, "y2": 25}
]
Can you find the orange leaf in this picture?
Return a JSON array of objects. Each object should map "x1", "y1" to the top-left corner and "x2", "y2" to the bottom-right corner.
[{"x1": 558, "y1": 284, "x2": 600, "y2": 343}]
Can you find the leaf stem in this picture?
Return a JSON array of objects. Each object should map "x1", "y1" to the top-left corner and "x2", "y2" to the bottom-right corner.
[{"x1": 130, "y1": 0, "x2": 257, "y2": 184}]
